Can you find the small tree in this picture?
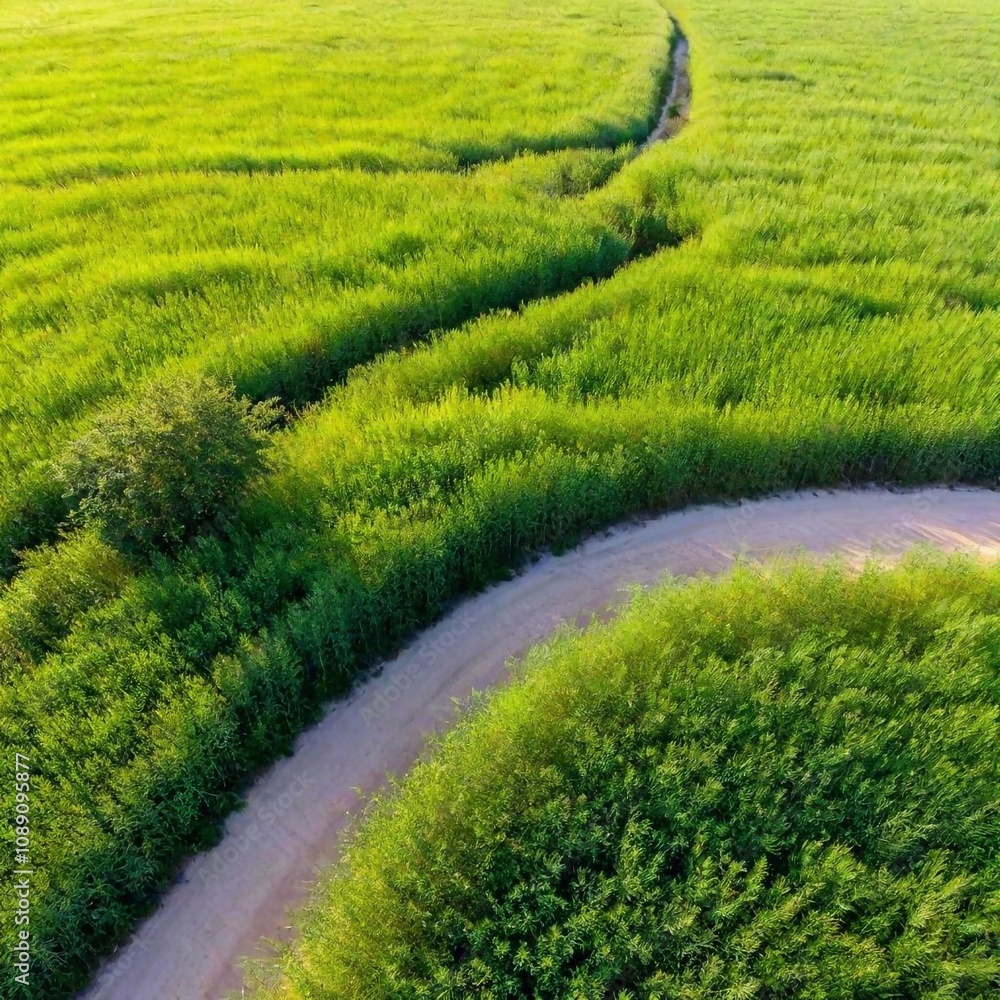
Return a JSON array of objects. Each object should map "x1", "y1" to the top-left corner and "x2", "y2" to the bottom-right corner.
[{"x1": 54, "y1": 374, "x2": 281, "y2": 559}]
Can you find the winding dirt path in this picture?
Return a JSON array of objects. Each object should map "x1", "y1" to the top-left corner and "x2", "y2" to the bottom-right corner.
[
  {"x1": 643, "y1": 20, "x2": 691, "y2": 148},
  {"x1": 81, "y1": 29, "x2": 697, "y2": 1000},
  {"x1": 81, "y1": 486, "x2": 1000, "y2": 1000}
]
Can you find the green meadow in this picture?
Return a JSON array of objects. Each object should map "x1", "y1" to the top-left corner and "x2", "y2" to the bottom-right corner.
[
  {"x1": 0, "y1": 0, "x2": 672, "y2": 567},
  {"x1": 0, "y1": 0, "x2": 998, "y2": 994}
]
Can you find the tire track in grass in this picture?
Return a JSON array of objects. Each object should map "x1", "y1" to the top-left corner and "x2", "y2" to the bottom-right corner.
[
  {"x1": 641, "y1": 18, "x2": 691, "y2": 149},
  {"x1": 81, "y1": 486, "x2": 1000, "y2": 1000},
  {"x1": 0, "y1": 22, "x2": 692, "y2": 580}
]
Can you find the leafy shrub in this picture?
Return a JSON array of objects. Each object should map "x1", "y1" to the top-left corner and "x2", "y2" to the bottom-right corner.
[{"x1": 53, "y1": 375, "x2": 280, "y2": 559}]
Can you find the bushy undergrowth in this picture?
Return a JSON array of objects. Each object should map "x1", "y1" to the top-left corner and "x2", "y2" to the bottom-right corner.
[
  {"x1": 1, "y1": 0, "x2": 999, "y2": 994},
  {"x1": 0, "y1": 532, "x2": 128, "y2": 675},
  {"x1": 260, "y1": 558, "x2": 1000, "y2": 999},
  {"x1": 53, "y1": 376, "x2": 279, "y2": 558}
]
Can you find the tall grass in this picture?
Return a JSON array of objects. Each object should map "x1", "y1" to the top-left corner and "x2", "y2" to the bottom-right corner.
[
  {"x1": 0, "y1": 0, "x2": 669, "y2": 182},
  {"x1": 1, "y1": 0, "x2": 999, "y2": 994},
  {"x1": 0, "y1": 0, "x2": 673, "y2": 571}
]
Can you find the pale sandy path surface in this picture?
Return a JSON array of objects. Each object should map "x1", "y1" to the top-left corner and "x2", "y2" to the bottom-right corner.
[{"x1": 80, "y1": 486, "x2": 1000, "y2": 1000}]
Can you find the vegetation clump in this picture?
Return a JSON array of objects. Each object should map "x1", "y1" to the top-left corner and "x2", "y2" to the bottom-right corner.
[
  {"x1": 0, "y1": 531, "x2": 128, "y2": 669},
  {"x1": 53, "y1": 375, "x2": 279, "y2": 558}
]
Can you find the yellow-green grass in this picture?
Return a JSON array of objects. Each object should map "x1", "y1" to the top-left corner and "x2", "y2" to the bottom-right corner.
[
  {"x1": 0, "y1": 159, "x2": 645, "y2": 513},
  {"x1": 0, "y1": 0, "x2": 673, "y2": 568},
  {"x1": 0, "y1": 0, "x2": 668, "y2": 181},
  {"x1": 259, "y1": 557, "x2": 1000, "y2": 998},
  {"x1": 2, "y1": 0, "x2": 1000, "y2": 995}
]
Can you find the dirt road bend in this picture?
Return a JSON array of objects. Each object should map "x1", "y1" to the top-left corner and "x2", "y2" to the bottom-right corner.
[{"x1": 81, "y1": 486, "x2": 1000, "y2": 1000}]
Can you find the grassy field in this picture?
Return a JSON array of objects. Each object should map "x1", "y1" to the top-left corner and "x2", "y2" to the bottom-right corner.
[
  {"x1": 257, "y1": 556, "x2": 1000, "y2": 998},
  {"x1": 0, "y1": 0, "x2": 672, "y2": 568},
  {"x1": 0, "y1": 0, "x2": 667, "y2": 180},
  {"x1": 1, "y1": 0, "x2": 999, "y2": 993}
]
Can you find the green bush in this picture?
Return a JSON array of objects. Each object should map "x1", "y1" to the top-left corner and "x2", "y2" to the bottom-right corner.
[{"x1": 53, "y1": 376, "x2": 280, "y2": 559}]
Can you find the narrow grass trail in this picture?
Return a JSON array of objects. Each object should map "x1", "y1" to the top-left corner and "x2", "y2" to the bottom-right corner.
[
  {"x1": 640, "y1": 20, "x2": 690, "y2": 147},
  {"x1": 0, "y1": 7, "x2": 686, "y2": 573},
  {"x1": 82, "y1": 487, "x2": 1000, "y2": 1000}
]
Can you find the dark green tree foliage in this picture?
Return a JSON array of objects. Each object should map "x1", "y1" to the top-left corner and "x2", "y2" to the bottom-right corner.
[
  {"x1": 268, "y1": 560, "x2": 1000, "y2": 999},
  {"x1": 53, "y1": 375, "x2": 280, "y2": 559}
]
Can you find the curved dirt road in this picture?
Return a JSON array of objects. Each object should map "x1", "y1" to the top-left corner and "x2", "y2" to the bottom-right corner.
[
  {"x1": 76, "y1": 24, "x2": 703, "y2": 1000},
  {"x1": 82, "y1": 486, "x2": 1000, "y2": 1000},
  {"x1": 82, "y1": 26, "x2": 695, "y2": 999}
]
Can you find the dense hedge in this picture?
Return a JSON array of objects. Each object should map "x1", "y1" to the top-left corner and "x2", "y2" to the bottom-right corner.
[{"x1": 261, "y1": 558, "x2": 1000, "y2": 998}]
